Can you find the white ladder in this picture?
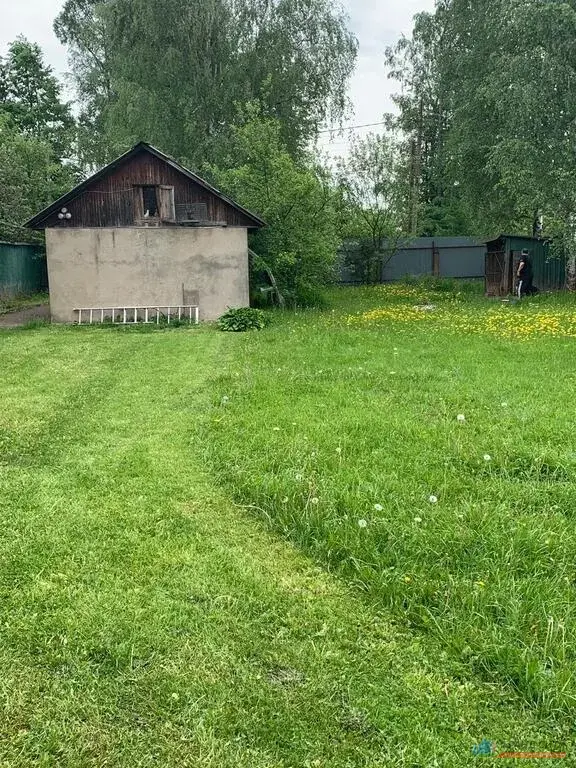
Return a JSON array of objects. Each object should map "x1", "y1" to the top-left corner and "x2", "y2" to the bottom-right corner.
[{"x1": 74, "y1": 305, "x2": 199, "y2": 325}]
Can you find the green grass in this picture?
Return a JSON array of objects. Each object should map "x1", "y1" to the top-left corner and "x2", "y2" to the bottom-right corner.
[
  {"x1": 203, "y1": 286, "x2": 576, "y2": 723},
  {"x1": 0, "y1": 291, "x2": 49, "y2": 315},
  {"x1": 0, "y1": 290, "x2": 573, "y2": 765}
]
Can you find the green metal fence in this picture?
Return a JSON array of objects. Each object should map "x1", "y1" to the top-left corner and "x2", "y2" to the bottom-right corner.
[
  {"x1": 535, "y1": 251, "x2": 566, "y2": 291},
  {"x1": 0, "y1": 242, "x2": 48, "y2": 298}
]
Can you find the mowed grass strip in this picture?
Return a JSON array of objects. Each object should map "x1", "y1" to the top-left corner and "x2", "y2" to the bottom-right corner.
[
  {"x1": 0, "y1": 325, "x2": 562, "y2": 767},
  {"x1": 202, "y1": 286, "x2": 576, "y2": 723}
]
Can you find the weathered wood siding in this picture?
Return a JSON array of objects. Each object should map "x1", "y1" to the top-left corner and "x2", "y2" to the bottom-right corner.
[{"x1": 43, "y1": 152, "x2": 255, "y2": 229}]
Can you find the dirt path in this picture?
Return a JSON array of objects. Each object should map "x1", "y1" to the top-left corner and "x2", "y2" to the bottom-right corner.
[{"x1": 0, "y1": 304, "x2": 50, "y2": 328}]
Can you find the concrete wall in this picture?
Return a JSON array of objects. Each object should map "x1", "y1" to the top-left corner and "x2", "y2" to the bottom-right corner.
[{"x1": 45, "y1": 226, "x2": 249, "y2": 322}]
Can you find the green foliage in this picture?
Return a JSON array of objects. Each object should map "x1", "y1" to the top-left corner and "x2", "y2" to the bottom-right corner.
[
  {"x1": 387, "y1": 0, "x2": 576, "y2": 261},
  {"x1": 0, "y1": 39, "x2": 78, "y2": 242},
  {"x1": 54, "y1": 0, "x2": 357, "y2": 168},
  {"x1": 210, "y1": 106, "x2": 341, "y2": 306},
  {"x1": 336, "y1": 132, "x2": 405, "y2": 284},
  {"x1": 0, "y1": 37, "x2": 75, "y2": 161},
  {"x1": 0, "y1": 116, "x2": 77, "y2": 242},
  {"x1": 218, "y1": 307, "x2": 268, "y2": 332}
]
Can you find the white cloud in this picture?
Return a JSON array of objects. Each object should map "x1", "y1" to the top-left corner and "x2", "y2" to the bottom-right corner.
[{"x1": 1, "y1": 0, "x2": 436, "y2": 156}]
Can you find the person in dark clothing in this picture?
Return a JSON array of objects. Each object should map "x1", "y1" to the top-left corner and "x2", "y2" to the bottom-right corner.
[{"x1": 517, "y1": 250, "x2": 534, "y2": 298}]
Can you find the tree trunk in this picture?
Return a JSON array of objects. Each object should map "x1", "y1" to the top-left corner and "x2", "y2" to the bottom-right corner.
[
  {"x1": 408, "y1": 99, "x2": 424, "y2": 236},
  {"x1": 566, "y1": 216, "x2": 576, "y2": 292}
]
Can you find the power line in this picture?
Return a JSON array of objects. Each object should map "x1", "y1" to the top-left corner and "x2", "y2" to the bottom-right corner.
[{"x1": 317, "y1": 121, "x2": 387, "y2": 135}]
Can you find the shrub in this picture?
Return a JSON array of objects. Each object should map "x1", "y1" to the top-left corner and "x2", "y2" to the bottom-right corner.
[
  {"x1": 218, "y1": 307, "x2": 268, "y2": 332},
  {"x1": 284, "y1": 283, "x2": 329, "y2": 309}
]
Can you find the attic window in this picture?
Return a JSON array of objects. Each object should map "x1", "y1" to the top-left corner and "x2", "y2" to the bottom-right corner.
[{"x1": 142, "y1": 186, "x2": 158, "y2": 217}]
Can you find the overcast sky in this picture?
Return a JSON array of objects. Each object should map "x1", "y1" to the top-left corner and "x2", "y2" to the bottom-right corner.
[{"x1": 1, "y1": 0, "x2": 436, "y2": 156}]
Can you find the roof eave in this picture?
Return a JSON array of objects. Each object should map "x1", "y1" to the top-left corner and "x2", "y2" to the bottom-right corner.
[{"x1": 24, "y1": 141, "x2": 266, "y2": 230}]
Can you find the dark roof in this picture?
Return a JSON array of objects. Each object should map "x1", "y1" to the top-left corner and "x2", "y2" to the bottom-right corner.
[
  {"x1": 485, "y1": 233, "x2": 544, "y2": 245},
  {"x1": 25, "y1": 142, "x2": 266, "y2": 229}
]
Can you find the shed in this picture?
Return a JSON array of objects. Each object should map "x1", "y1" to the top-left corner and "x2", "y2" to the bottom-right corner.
[
  {"x1": 484, "y1": 234, "x2": 565, "y2": 297},
  {"x1": 25, "y1": 142, "x2": 265, "y2": 323}
]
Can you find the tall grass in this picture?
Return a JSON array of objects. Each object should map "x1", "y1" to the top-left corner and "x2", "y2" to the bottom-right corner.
[{"x1": 203, "y1": 285, "x2": 576, "y2": 720}]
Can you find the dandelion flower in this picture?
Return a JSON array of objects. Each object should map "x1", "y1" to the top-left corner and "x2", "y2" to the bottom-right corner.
[
  {"x1": 457, "y1": 414, "x2": 466, "y2": 423},
  {"x1": 374, "y1": 503, "x2": 384, "y2": 512},
  {"x1": 483, "y1": 454, "x2": 492, "y2": 462},
  {"x1": 310, "y1": 497, "x2": 319, "y2": 505},
  {"x1": 404, "y1": 576, "x2": 412, "y2": 583},
  {"x1": 429, "y1": 495, "x2": 438, "y2": 504},
  {"x1": 358, "y1": 519, "x2": 368, "y2": 528}
]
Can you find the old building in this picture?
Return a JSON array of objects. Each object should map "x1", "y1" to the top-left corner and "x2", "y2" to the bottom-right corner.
[
  {"x1": 484, "y1": 234, "x2": 565, "y2": 296},
  {"x1": 25, "y1": 142, "x2": 264, "y2": 323}
]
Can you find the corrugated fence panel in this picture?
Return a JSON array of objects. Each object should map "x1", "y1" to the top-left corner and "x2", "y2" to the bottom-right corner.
[
  {"x1": 535, "y1": 256, "x2": 566, "y2": 291},
  {"x1": 338, "y1": 237, "x2": 487, "y2": 284},
  {"x1": 382, "y1": 248, "x2": 432, "y2": 281},
  {"x1": 440, "y1": 246, "x2": 485, "y2": 278},
  {"x1": 0, "y1": 242, "x2": 48, "y2": 298}
]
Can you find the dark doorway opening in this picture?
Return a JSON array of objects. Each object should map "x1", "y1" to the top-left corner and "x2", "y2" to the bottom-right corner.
[{"x1": 142, "y1": 186, "x2": 159, "y2": 217}]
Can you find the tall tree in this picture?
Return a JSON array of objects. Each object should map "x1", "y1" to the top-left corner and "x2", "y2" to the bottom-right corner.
[
  {"x1": 0, "y1": 38, "x2": 74, "y2": 161},
  {"x1": 337, "y1": 132, "x2": 404, "y2": 284},
  {"x1": 385, "y1": 6, "x2": 459, "y2": 235},
  {"x1": 387, "y1": 0, "x2": 576, "y2": 265},
  {"x1": 54, "y1": 0, "x2": 358, "y2": 169},
  {"x1": 210, "y1": 104, "x2": 341, "y2": 305},
  {"x1": 476, "y1": 0, "x2": 576, "y2": 282},
  {"x1": 0, "y1": 116, "x2": 76, "y2": 242}
]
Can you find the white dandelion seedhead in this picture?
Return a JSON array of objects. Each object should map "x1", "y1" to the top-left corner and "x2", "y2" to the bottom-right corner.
[
  {"x1": 484, "y1": 454, "x2": 492, "y2": 462},
  {"x1": 273, "y1": 427, "x2": 281, "y2": 432},
  {"x1": 295, "y1": 473, "x2": 303, "y2": 481},
  {"x1": 457, "y1": 414, "x2": 466, "y2": 423},
  {"x1": 374, "y1": 504, "x2": 384, "y2": 512},
  {"x1": 501, "y1": 402, "x2": 509, "y2": 408},
  {"x1": 358, "y1": 519, "x2": 368, "y2": 528},
  {"x1": 336, "y1": 447, "x2": 342, "y2": 454},
  {"x1": 414, "y1": 516, "x2": 423, "y2": 523},
  {"x1": 310, "y1": 497, "x2": 319, "y2": 505},
  {"x1": 429, "y1": 495, "x2": 438, "y2": 504}
]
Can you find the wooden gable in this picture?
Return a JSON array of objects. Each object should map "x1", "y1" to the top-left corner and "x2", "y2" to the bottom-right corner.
[{"x1": 26, "y1": 143, "x2": 264, "y2": 231}]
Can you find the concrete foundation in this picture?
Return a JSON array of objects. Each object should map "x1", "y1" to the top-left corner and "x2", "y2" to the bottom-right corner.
[{"x1": 45, "y1": 226, "x2": 250, "y2": 323}]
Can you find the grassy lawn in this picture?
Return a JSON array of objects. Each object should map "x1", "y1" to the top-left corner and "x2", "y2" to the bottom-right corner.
[
  {"x1": 0, "y1": 286, "x2": 573, "y2": 764},
  {"x1": 204, "y1": 285, "x2": 576, "y2": 727}
]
